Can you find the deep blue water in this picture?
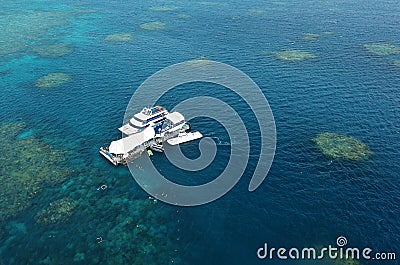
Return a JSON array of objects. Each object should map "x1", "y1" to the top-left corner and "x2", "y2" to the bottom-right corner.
[{"x1": 0, "y1": 0, "x2": 399, "y2": 264}]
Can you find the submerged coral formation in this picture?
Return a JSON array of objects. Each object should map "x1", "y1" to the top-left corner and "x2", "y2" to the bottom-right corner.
[
  {"x1": 0, "y1": 11, "x2": 69, "y2": 57},
  {"x1": 149, "y1": 6, "x2": 180, "y2": 11},
  {"x1": 302, "y1": 33, "x2": 320, "y2": 41},
  {"x1": 35, "y1": 73, "x2": 71, "y2": 88},
  {"x1": 33, "y1": 43, "x2": 72, "y2": 58},
  {"x1": 197, "y1": 1, "x2": 228, "y2": 6},
  {"x1": 0, "y1": 7, "x2": 100, "y2": 61},
  {"x1": 272, "y1": 50, "x2": 317, "y2": 61},
  {"x1": 0, "y1": 69, "x2": 12, "y2": 76},
  {"x1": 0, "y1": 122, "x2": 71, "y2": 225},
  {"x1": 176, "y1": 14, "x2": 191, "y2": 18},
  {"x1": 364, "y1": 43, "x2": 400, "y2": 56},
  {"x1": 248, "y1": 9, "x2": 267, "y2": 14},
  {"x1": 98, "y1": 197, "x2": 181, "y2": 265},
  {"x1": 74, "y1": 9, "x2": 99, "y2": 14},
  {"x1": 1, "y1": 163, "x2": 183, "y2": 264},
  {"x1": 186, "y1": 56, "x2": 212, "y2": 68},
  {"x1": 35, "y1": 198, "x2": 76, "y2": 224},
  {"x1": 393, "y1": 60, "x2": 400, "y2": 67},
  {"x1": 0, "y1": 226, "x2": 4, "y2": 240},
  {"x1": 338, "y1": 258, "x2": 363, "y2": 265},
  {"x1": 313, "y1": 132, "x2": 372, "y2": 160},
  {"x1": 140, "y1": 22, "x2": 166, "y2": 31},
  {"x1": 104, "y1": 33, "x2": 133, "y2": 42}
]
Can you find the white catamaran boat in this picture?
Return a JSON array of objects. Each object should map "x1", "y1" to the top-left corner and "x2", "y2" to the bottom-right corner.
[
  {"x1": 118, "y1": 106, "x2": 168, "y2": 135},
  {"x1": 100, "y1": 106, "x2": 202, "y2": 166}
]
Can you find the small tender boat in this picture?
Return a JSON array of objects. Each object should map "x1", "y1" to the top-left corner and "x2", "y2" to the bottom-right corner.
[
  {"x1": 167, "y1": 131, "x2": 203, "y2": 146},
  {"x1": 150, "y1": 143, "x2": 164, "y2": 153}
]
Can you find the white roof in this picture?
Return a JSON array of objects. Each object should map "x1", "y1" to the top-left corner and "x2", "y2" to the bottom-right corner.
[
  {"x1": 109, "y1": 127, "x2": 155, "y2": 154},
  {"x1": 130, "y1": 117, "x2": 144, "y2": 127},
  {"x1": 135, "y1": 112, "x2": 148, "y2": 121},
  {"x1": 135, "y1": 107, "x2": 166, "y2": 121},
  {"x1": 118, "y1": 124, "x2": 140, "y2": 135},
  {"x1": 166, "y1": 112, "x2": 184, "y2": 124}
]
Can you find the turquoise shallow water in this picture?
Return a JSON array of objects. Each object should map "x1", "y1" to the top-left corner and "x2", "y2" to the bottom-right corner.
[{"x1": 0, "y1": 0, "x2": 399, "y2": 264}]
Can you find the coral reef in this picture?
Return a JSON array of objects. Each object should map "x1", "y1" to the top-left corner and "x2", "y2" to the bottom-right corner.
[
  {"x1": 0, "y1": 122, "x2": 71, "y2": 225},
  {"x1": 186, "y1": 56, "x2": 212, "y2": 68},
  {"x1": 104, "y1": 33, "x2": 133, "y2": 42},
  {"x1": 99, "y1": 198, "x2": 181, "y2": 265},
  {"x1": 0, "y1": 11, "x2": 71, "y2": 59},
  {"x1": 0, "y1": 226, "x2": 4, "y2": 240},
  {"x1": 0, "y1": 8, "x2": 100, "y2": 61},
  {"x1": 393, "y1": 60, "x2": 400, "y2": 67},
  {"x1": 140, "y1": 22, "x2": 166, "y2": 31},
  {"x1": 149, "y1": 6, "x2": 180, "y2": 11},
  {"x1": 35, "y1": 73, "x2": 71, "y2": 88},
  {"x1": 302, "y1": 33, "x2": 320, "y2": 41},
  {"x1": 313, "y1": 132, "x2": 372, "y2": 160},
  {"x1": 0, "y1": 156, "x2": 182, "y2": 264},
  {"x1": 338, "y1": 258, "x2": 363, "y2": 265},
  {"x1": 176, "y1": 14, "x2": 191, "y2": 18},
  {"x1": 272, "y1": 50, "x2": 317, "y2": 61},
  {"x1": 364, "y1": 43, "x2": 400, "y2": 56},
  {"x1": 33, "y1": 43, "x2": 72, "y2": 58},
  {"x1": 0, "y1": 69, "x2": 12, "y2": 75},
  {"x1": 197, "y1": 1, "x2": 228, "y2": 6},
  {"x1": 248, "y1": 9, "x2": 267, "y2": 14},
  {"x1": 74, "y1": 9, "x2": 99, "y2": 14},
  {"x1": 16, "y1": 129, "x2": 35, "y2": 139},
  {"x1": 35, "y1": 197, "x2": 76, "y2": 224}
]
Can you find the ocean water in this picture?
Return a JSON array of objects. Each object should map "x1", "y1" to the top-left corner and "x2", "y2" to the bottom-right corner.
[{"x1": 0, "y1": 0, "x2": 399, "y2": 264}]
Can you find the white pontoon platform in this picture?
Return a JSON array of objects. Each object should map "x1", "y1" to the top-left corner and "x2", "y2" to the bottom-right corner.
[
  {"x1": 167, "y1": 131, "x2": 203, "y2": 145},
  {"x1": 100, "y1": 106, "x2": 203, "y2": 166}
]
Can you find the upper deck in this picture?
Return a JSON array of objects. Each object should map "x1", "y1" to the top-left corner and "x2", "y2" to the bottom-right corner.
[{"x1": 118, "y1": 106, "x2": 168, "y2": 135}]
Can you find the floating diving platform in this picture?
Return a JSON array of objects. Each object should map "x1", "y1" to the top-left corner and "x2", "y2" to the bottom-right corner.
[{"x1": 99, "y1": 106, "x2": 202, "y2": 166}]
